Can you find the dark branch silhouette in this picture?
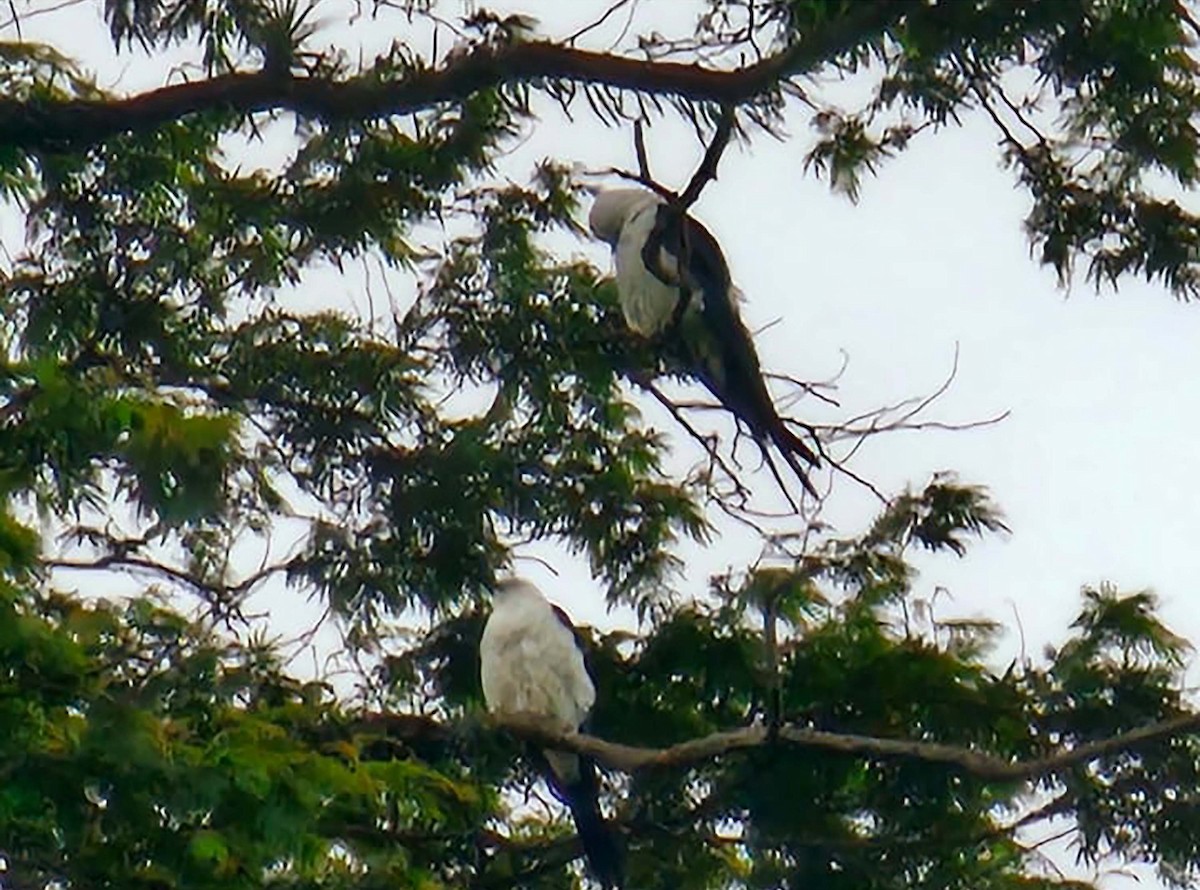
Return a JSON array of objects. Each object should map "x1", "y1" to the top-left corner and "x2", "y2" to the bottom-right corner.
[
  {"x1": 0, "y1": 1, "x2": 908, "y2": 149},
  {"x1": 676, "y1": 103, "x2": 736, "y2": 210}
]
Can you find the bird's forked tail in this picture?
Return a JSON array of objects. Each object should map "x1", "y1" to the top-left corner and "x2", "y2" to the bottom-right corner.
[{"x1": 767, "y1": 416, "x2": 821, "y2": 499}]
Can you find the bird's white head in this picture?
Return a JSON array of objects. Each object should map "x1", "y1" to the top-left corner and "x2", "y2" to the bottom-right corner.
[
  {"x1": 494, "y1": 576, "x2": 541, "y2": 600},
  {"x1": 588, "y1": 188, "x2": 662, "y2": 246}
]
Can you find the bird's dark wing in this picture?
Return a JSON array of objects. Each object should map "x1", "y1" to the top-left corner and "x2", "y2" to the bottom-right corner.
[
  {"x1": 549, "y1": 602, "x2": 577, "y2": 634},
  {"x1": 633, "y1": 202, "x2": 819, "y2": 499},
  {"x1": 550, "y1": 601, "x2": 600, "y2": 730},
  {"x1": 641, "y1": 203, "x2": 732, "y2": 294},
  {"x1": 640, "y1": 205, "x2": 681, "y2": 290},
  {"x1": 636, "y1": 203, "x2": 732, "y2": 337},
  {"x1": 550, "y1": 603, "x2": 592, "y2": 667},
  {"x1": 676, "y1": 210, "x2": 734, "y2": 297},
  {"x1": 678, "y1": 214, "x2": 822, "y2": 497}
]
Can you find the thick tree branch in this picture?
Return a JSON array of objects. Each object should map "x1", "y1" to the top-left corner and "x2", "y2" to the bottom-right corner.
[
  {"x1": 492, "y1": 711, "x2": 1200, "y2": 782},
  {"x1": 0, "y1": 1, "x2": 908, "y2": 149}
]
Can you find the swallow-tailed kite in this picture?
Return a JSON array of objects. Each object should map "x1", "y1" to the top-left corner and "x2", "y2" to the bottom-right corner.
[
  {"x1": 480, "y1": 577, "x2": 623, "y2": 888},
  {"x1": 589, "y1": 188, "x2": 820, "y2": 499}
]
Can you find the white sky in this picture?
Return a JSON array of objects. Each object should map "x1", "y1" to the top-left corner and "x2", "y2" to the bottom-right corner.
[{"x1": 6, "y1": 1, "x2": 1200, "y2": 887}]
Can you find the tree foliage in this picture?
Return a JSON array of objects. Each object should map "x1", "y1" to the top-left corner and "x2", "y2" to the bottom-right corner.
[{"x1": 2, "y1": 1, "x2": 1200, "y2": 888}]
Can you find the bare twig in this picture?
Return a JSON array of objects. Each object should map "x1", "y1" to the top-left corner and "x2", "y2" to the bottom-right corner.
[
  {"x1": 633, "y1": 117, "x2": 652, "y2": 179},
  {"x1": 0, "y1": 0, "x2": 90, "y2": 34},
  {"x1": 601, "y1": 165, "x2": 676, "y2": 199},
  {"x1": 45, "y1": 551, "x2": 302, "y2": 603},
  {"x1": 631, "y1": 372, "x2": 753, "y2": 509},
  {"x1": 604, "y1": 101, "x2": 734, "y2": 208},
  {"x1": 565, "y1": 0, "x2": 636, "y2": 46},
  {"x1": 806, "y1": 344, "x2": 1007, "y2": 501},
  {"x1": 824, "y1": 457, "x2": 889, "y2": 503}
]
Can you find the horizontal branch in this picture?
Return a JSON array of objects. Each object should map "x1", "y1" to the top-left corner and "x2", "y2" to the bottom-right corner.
[
  {"x1": 0, "y1": 1, "x2": 908, "y2": 149},
  {"x1": 45, "y1": 551, "x2": 300, "y2": 600},
  {"x1": 493, "y1": 710, "x2": 1200, "y2": 782}
]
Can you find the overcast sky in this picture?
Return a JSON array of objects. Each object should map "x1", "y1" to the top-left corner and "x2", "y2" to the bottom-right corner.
[{"x1": 7, "y1": 1, "x2": 1200, "y2": 886}]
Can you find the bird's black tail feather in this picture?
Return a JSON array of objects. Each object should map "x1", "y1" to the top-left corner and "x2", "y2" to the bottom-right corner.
[
  {"x1": 693, "y1": 349, "x2": 821, "y2": 500},
  {"x1": 768, "y1": 417, "x2": 821, "y2": 499},
  {"x1": 646, "y1": 204, "x2": 820, "y2": 502},
  {"x1": 769, "y1": 414, "x2": 820, "y2": 469},
  {"x1": 545, "y1": 754, "x2": 624, "y2": 889}
]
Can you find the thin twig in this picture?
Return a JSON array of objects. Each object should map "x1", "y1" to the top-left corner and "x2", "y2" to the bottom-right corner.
[
  {"x1": 600, "y1": 165, "x2": 676, "y2": 199},
  {"x1": 632, "y1": 372, "x2": 753, "y2": 509},
  {"x1": 565, "y1": 0, "x2": 635, "y2": 46},
  {"x1": 633, "y1": 117, "x2": 652, "y2": 179}
]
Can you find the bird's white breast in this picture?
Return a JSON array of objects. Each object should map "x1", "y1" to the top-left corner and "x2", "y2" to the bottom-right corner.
[
  {"x1": 479, "y1": 590, "x2": 595, "y2": 732},
  {"x1": 614, "y1": 203, "x2": 696, "y2": 337}
]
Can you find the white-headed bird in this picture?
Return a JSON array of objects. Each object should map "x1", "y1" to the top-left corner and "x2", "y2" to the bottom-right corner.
[
  {"x1": 589, "y1": 188, "x2": 820, "y2": 500},
  {"x1": 479, "y1": 577, "x2": 623, "y2": 888}
]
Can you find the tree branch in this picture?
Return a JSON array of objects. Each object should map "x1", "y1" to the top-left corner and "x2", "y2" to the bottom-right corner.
[
  {"x1": 1, "y1": 1, "x2": 909, "y2": 149},
  {"x1": 45, "y1": 551, "x2": 301, "y2": 601},
  {"x1": 633, "y1": 117, "x2": 652, "y2": 179},
  {"x1": 492, "y1": 710, "x2": 1200, "y2": 782},
  {"x1": 676, "y1": 103, "x2": 736, "y2": 210}
]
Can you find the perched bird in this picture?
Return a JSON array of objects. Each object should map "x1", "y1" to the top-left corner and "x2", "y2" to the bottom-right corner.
[
  {"x1": 479, "y1": 578, "x2": 623, "y2": 889},
  {"x1": 588, "y1": 187, "x2": 820, "y2": 499}
]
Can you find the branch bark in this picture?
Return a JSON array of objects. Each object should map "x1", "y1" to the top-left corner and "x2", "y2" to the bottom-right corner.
[
  {"x1": 1, "y1": 1, "x2": 909, "y2": 149},
  {"x1": 676, "y1": 104, "x2": 736, "y2": 210},
  {"x1": 492, "y1": 710, "x2": 1200, "y2": 782}
]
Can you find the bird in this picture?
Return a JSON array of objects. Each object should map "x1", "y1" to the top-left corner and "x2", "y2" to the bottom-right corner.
[
  {"x1": 588, "y1": 187, "x2": 820, "y2": 500},
  {"x1": 479, "y1": 577, "x2": 624, "y2": 889}
]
